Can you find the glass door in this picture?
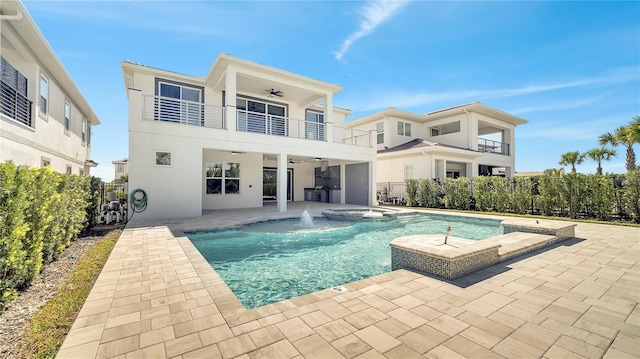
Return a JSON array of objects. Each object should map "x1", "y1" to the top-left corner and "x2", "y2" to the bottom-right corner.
[{"x1": 263, "y1": 168, "x2": 293, "y2": 201}]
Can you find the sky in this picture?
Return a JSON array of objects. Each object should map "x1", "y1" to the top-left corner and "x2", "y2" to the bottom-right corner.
[{"x1": 22, "y1": 0, "x2": 640, "y2": 181}]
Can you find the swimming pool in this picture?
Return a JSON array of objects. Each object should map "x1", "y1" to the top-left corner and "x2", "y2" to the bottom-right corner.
[{"x1": 187, "y1": 213, "x2": 502, "y2": 309}]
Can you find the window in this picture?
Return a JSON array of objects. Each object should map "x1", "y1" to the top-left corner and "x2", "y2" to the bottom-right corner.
[
  {"x1": 156, "y1": 80, "x2": 203, "y2": 125},
  {"x1": 397, "y1": 121, "x2": 411, "y2": 136},
  {"x1": 376, "y1": 122, "x2": 384, "y2": 144},
  {"x1": 446, "y1": 171, "x2": 460, "y2": 179},
  {"x1": 39, "y1": 74, "x2": 49, "y2": 116},
  {"x1": 87, "y1": 124, "x2": 91, "y2": 145},
  {"x1": 431, "y1": 127, "x2": 440, "y2": 137},
  {"x1": 236, "y1": 97, "x2": 287, "y2": 135},
  {"x1": 79, "y1": 169, "x2": 84, "y2": 175},
  {"x1": 404, "y1": 164, "x2": 414, "y2": 180},
  {"x1": 155, "y1": 151, "x2": 172, "y2": 166},
  {"x1": 1, "y1": 57, "x2": 32, "y2": 126},
  {"x1": 117, "y1": 164, "x2": 124, "y2": 172},
  {"x1": 82, "y1": 118, "x2": 87, "y2": 144},
  {"x1": 206, "y1": 162, "x2": 240, "y2": 194},
  {"x1": 64, "y1": 100, "x2": 71, "y2": 132},
  {"x1": 66, "y1": 165, "x2": 72, "y2": 174},
  {"x1": 305, "y1": 110, "x2": 324, "y2": 141},
  {"x1": 41, "y1": 158, "x2": 50, "y2": 167}
]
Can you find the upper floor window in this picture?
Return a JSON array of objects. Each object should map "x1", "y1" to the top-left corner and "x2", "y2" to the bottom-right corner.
[
  {"x1": 397, "y1": 121, "x2": 411, "y2": 136},
  {"x1": 87, "y1": 124, "x2": 91, "y2": 145},
  {"x1": 66, "y1": 165, "x2": 72, "y2": 174},
  {"x1": 1, "y1": 57, "x2": 32, "y2": 126},
  {"x1": 156, "y1": 79, "x2": 203, "y2": 126},
  {"x1": 39, "y1": 74, "x2": 49, "y2": 116},
  {"x1": 41, "y1": 158, "x2": 50, "y2": 167},
  {"x1": 431, "y1": 127, "x2": 440, "y2": 137},
  {"x1": 305, "y1": 110, "x2": 325, "y2": 141},
  {"x1": 376, "y1": 122, "x2": 384, "y2": 144},
  {"x1": 117, "y1": 164, "x2": 124, "y2": 172},
  {"x1": 64, "y1": 101, "x2": 71, "y2": 132},
  {"x1": 82, "y1": 118, "x2": 87, "y2": 144}
]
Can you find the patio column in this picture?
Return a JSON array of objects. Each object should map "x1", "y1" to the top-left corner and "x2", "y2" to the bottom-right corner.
[
  {"x1": 225, "y1": 66, "x2": 237, "y2": 131},
  {"x1": 340, "y1": 163, "x2": 346, "y2": 204},
  {"x1": 276, "y1": 153, "x2": 287, "y2": 212},
  {"x1": 368, "y1": 160, "x2": 376, "y2": 206},
  {"x1": 324, "y1": 93, "x2": 333, "y2": 143}
]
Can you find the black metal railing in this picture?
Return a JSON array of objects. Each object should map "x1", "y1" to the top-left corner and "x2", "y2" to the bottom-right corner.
[
  {"x1": 0, "y1": 80, "x2": 33, "y2": 127},
  {"x1": 478, "y1": 137, "x2": 510, "y2": 156}
]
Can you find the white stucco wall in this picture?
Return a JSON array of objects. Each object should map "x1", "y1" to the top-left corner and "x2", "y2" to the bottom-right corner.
[{"x1": 1, "y1": 19, "x2": 94, "y2": 175}]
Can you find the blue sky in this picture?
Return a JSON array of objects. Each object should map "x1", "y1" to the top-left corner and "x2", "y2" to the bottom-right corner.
[{"x1": 24, "y1": 0, "x2": 639, "y2": 181}]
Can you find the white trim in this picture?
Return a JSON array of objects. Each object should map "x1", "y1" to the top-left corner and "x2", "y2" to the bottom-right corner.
[{"x1": 39, "y1": 72, "x2": 49, "y2": 120}]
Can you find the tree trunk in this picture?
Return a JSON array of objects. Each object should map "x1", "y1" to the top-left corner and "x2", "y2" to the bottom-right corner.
[{"x1": 626, "y1": 146, "x2": 637, "y2": 172}]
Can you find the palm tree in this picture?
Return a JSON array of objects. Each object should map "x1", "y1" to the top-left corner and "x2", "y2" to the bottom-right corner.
[
  {"x1": 559, "y1": 151, "x2": 585, "y2": 173},
  {"x1": 543, "y1": 168, "x2": 565, "y2": 176},
  {"x1": 599, "y1": 123, "x2": 637, "y2": 172},
  {"x1": 585, "y1": 147, "x2": 617, "y2": 175}
]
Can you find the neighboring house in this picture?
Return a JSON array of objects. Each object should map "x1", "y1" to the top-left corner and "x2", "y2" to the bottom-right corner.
[
  {"x1": 347, "y1": 102, "x2": 527, "y2": 185},
  {"x1": 112, "y1": 158, "x2": 128, "y2": 181},
  {"x1": 0, "y1": 0, "x2": 100, "y2": 175},
  {"x1": 122, "y1": 53, "x2": 377, "y2": 219}
]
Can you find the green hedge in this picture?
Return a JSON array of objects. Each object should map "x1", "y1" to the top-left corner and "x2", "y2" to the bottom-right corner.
[
  {"x1": 405, "y1": 171, "x2": 640, "y2": 223},
  {"x1": 0, "y1": 161, "x2": 95, "y2": 309}
]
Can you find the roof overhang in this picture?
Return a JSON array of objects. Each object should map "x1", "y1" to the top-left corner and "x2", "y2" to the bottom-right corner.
[
  {"x1": 205, "y1": 53, "x2": 343, "y2": 109},
  {"x1": 85, "y1": 159, "x2": 99, "y2": 167},
  {"x1": 378, "y1": 143, "x2": 485, "y2": 160},
  {"x1": 426, "y1": 102, "x2": 527, "y2": 126},
  {"x1": 346, "y1": 107, "x2": 425, "y2": 127},
  {"x1": 1, "y1": 0, "x2": 101, "y2": 126}
]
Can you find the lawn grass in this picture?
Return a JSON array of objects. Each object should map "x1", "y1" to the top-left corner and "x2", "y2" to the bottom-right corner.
[{"x1": 22, "y1": 229, "x2": 120, "y2": 359}]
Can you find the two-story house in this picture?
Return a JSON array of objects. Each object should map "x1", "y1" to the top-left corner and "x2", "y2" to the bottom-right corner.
[
  {"x1": 0, "y1": 0, "x2": 100, "y2": 174},
  {"x1": 347, "y1": 102, "x2": 527, "y2": 185},
  {"x1": 122, "y1": 53, "x2": 377, "y2": 219},
  {"x1": 112, "y1": 158, "x2": 128, "y2": 181}
]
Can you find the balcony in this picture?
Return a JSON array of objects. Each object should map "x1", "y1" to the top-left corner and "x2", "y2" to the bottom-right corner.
[
  {"x1": 142, "y1": 95, "x2": 372, "y2": 147},
  {"x1": 0, "y1": 80, "x2": 33, "y2": 127},
  {"x1": 478, "y1": 137, "x2": 510, "y2": 156},
  {"x1": 143, "y1": 95, "x2": 225, "y2": 129}
]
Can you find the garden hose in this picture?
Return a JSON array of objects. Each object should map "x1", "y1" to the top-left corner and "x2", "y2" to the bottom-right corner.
[
  {"x1": 130, "y1": 189, "x2": 148, "y2": 213},
  {"x1": 126, "y1": 189, "x2": 148, "y2": 223}
]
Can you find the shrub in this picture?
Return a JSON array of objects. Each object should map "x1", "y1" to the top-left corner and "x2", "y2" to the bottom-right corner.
[
  {"x1": 624, "y1": 170, "x2": 640, "y2": 223},
  {"x1": 405, "y1": 179, "x2": 419, "y2": 207},
  {"x1": 0, "y1": 161, "x2": 94, "y2": 309}
]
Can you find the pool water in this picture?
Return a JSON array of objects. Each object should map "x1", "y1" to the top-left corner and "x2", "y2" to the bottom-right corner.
[{"x1": 187, "y1": 213, "x2": 502, "y2": 309}]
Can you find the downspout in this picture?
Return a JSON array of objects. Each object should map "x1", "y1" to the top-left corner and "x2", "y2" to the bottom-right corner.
[{"x1": 0, "y1": 11, "x2": 23, "y2": 21}]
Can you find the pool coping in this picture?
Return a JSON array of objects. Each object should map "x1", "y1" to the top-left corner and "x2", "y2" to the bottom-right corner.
[{"x1": 57, "y1": 204, "x2": 639, "y2": 358}]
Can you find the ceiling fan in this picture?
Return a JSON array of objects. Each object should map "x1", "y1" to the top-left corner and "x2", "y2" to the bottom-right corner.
[
  {"x1": 266, "y1": 88, "x2": 284, "y2": 98},
  {"x1": 288, "y1": 158, "x2": 303, "y2": 165}
]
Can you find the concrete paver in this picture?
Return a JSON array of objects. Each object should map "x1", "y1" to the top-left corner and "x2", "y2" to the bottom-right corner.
[{"x1": 58, "y1": 203, "x2": 640, "y2": 358}]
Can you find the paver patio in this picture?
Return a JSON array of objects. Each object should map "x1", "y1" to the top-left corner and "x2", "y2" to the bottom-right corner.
[{"x1": 58, "y1": 203, "x2": 640, "y2": 358}]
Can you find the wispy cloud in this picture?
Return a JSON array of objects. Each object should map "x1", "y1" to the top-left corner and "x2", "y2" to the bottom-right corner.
[
  {"x1": 342, "y1": 68, "x2": 639, "y2": 113},
  {"x1": 334, "y1": 0, "x2": 409, "y2": 61},
  {"x1": 508, "y1": 94, "x2": 610, "y2": 115}
]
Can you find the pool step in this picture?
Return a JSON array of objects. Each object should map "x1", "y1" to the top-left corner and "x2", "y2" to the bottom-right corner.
[{"x1": 482, "y1": 231, "x2": 561, "y2": 262}]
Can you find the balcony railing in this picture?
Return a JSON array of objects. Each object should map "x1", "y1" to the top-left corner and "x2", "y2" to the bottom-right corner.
[
  {"x1": 142, "y1": 94, "x2": 225, "y2": 129},
  {"x1": 0, "y1": 80, "x2": 33, "y2": 127},
  {"x1": 478, "y1": 137, "x2": 510, "y2": 156},
  {"x1": 333, "y1": 126, "x2": 371, "y2": 147},
  {"x1": 142, "y1": 95, "x2": 372, "y2": 147},
  {"x1": 236, "y1": 109, "x2": 325, "y2": 141}
]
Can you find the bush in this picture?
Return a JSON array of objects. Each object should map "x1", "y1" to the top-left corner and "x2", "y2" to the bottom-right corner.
[
  {"x1": 0, "y1": 161, "x2": 94, "y2": 309},
  {"x1": 402, "y1": 172, "x2": 640, "y2": 223}
]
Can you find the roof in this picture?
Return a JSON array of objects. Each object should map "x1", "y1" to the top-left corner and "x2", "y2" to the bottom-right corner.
[
  {"x1": 425, "y1": 102, "x2": 528, "y2": 126},
  {"x1": 1, "y1": 0, "x2": 101, "y2": 126},
  {"x1": 347, "y1": 102, "x2": 527, "y2": 127}
]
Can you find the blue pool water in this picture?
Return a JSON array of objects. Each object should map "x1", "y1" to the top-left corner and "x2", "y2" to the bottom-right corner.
[{"x1": 187, "y1": 213, "x2": 502, "y2": 309}]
